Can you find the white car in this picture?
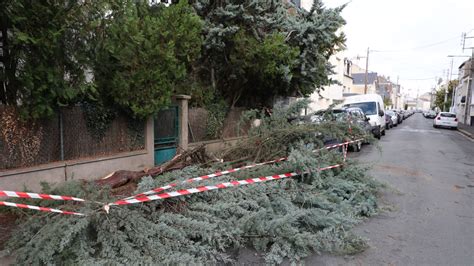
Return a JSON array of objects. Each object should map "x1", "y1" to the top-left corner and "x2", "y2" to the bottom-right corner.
[
  {"x1": 343, "y1": 94, "x2": 386, "y2": 139},
  {"x1": 385, "y1": 110, "x2": 398, "y2": 126},
  {"x1": 433, "y1": 112, "x2": 458, "y2": 129}
]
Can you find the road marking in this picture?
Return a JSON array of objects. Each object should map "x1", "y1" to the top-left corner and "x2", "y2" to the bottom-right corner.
[{"x1": 399, "y1": 128, "x2": 441, "y2": 134}]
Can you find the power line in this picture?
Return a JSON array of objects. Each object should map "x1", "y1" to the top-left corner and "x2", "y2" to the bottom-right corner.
[
  {"x1": 371, "y1": 28, "x2": 474, "y2": 53},
  {"x1": 400, "y1": 77, "x2": 438, "y2": 81}
]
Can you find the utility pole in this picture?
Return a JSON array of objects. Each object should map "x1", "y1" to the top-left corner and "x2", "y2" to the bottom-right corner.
[
  {"x1": 395, "y1": 76, "x2": 399, "y2": 109},
  {"x1": 443, "y1": 64, "x2": 451, "y2": 112},
  {"x1": 364, "y1": 47, "x2": 370, "y2": 94}
]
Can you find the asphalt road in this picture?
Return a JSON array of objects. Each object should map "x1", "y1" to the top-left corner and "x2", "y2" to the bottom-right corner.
[{"x1": 309, "y1": 113, "x2": 474, "y2": 266}]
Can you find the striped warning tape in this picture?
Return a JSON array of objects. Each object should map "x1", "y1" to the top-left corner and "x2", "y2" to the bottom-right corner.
[
  {"x1": 0, "y1": 190, "x2": 85, "y2": 202},
  {"x1": 0, "y1": 139, "x2": 359, "y2": 216},
  {"x1": 124, "y1": 157, "x2": 287, "y2": 200},
  {"x1": 0, "y1": 201, "x2": 84, "y2": 216},
  {"x1": 104, "y1": 163, "x2": 344, "y2": 212},
  {"x1": 313, "y1": 138, "x2": 363, "y2": 153},
  {"x1": 107, "y1": 172, "x2": 300, "y2": 209},
  {"x1": 319, "y1": 164, "x2": 343, "y2": 171},
  {"x1": 0, "y1": 163, "x2": 344, "y2": 215},
  {"x1": 124, "y1": 139, "x2": 362, "y2": 201}
]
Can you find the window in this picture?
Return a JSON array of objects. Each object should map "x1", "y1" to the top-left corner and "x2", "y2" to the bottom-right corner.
[
  {"x1": 440, "y1": 113, "x2": 456, "y2": 118},
  {"x1": 344, "y1": 102, "x2": 377, "y2": 115}
]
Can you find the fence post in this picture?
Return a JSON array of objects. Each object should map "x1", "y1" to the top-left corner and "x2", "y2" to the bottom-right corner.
[
  {"x1": 59, "y1": 110, "x2": 64, "y2": 161},
  {"x1": 175, "y1": 95, "x2": 191, "y2": 151}
]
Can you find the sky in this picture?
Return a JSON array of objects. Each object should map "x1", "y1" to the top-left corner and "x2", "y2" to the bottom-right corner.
[{"x1": 301, "y1": 0, "x2": 474, "y2": 97}]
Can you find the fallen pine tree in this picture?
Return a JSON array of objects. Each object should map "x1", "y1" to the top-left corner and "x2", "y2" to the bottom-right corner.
[{"x1": 4, "y1": 100, "x2": 382, "y2": 265}]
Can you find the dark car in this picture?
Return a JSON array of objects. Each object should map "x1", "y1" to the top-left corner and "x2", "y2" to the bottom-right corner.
[
  {"x1": 327, "y1": 107, "x2": 372, "y2": 151},
  {"x1": 302, "y1": 107, "x2": 372, "y2": 151},
  {"x1": 425, "y1": 110, "x2": 437, "y2": 119},
  {"x1": 385, "y1": 113, "x2": 393, "y2": 129}
]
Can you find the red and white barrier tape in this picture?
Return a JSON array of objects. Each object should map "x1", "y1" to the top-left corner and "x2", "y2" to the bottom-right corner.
[
  {"x1": 105, "y1": 163, "x2": 344, "y2": 212},
  {"x1": 319, "y1": 164, "x2": 343, "y2": 171},
  {"x1": 124, "y1": 157, "x2": 287, "y2": 200},
  {"x1": 0, "y1": 201, "x2": 85, "y2": 216},
  {"x1": 313, "y1": 138, "x2": 363, "y2": 153},
  {"x1": 0, "y1": 139, "x2": 359, "y2": 215},
  {"x1": 0, "y1": 190, "x2": 85, "y2": 202},
  {"x1": 125, "y1": 139, "x2": 362, "y2": 201},
  {"x1": 106, "y1": 172, "x2": 300, "y2": 210}
]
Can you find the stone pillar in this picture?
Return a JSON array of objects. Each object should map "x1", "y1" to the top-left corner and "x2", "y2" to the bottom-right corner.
[{"x1": 175, "y1": 95, "x2": 191, "y2": 150}]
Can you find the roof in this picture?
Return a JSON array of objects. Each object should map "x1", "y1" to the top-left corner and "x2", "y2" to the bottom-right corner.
[{"x1": 352, "y1": 73, "x2": 378, "y2": 85}]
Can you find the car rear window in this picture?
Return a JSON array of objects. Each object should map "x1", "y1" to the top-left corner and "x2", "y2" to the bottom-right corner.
[
  {"x1": 344, "y1": 102, "x2": 377, "y2": 115},
  {"x1": 440, "y1": 113, "x2": 456, "y2": 118}
]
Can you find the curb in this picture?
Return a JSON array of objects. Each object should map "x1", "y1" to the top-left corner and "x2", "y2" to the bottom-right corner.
[{"x1": 457, "y1": 128, "x2": 474, "y2": 139}]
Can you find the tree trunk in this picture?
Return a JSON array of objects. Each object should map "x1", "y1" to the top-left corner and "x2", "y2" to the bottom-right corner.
[{"x1": 94, "y1": 145, "x2": 209, "y2": 190}]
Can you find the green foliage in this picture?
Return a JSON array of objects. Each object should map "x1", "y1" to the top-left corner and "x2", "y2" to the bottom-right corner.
[
  {"x1": 227, "y1": 31, "x2": 300, "y2": 106},
  {"x1": 7, "y1": 100, "x2": 381, "y2": 264},
  {"x1": 1, "y1": 0, "x2": 203, "y2": 119},
  {"x1": 434, "y1": 80, "x2": 458, "y2": 111},
  {"x1": 7, "y1": 160, "x2": 379, "y2": 265},
  {"x1": 0, "y1": 1, "x2": 96, "y2": 119},
  {"x1": 284, "y1": 1, "x2": 347, "y2": 96},
  {"x1": 193, "y1": 0, "x2": 346, "y2": 108},
  {"x1": 94, "y1": 0, "x2": 203, "y2": 119},
  {"x1": 81, "y1": 102, "x2": 117, "y2": 140},
  {"x1": 224, "y1": 98, "x2": 370, "y2": 162},
  {"x1": 383, "y1": 97, "x2": 392, "y2": 107},
  {"x1": 206, "y1": 99, "x2": 229, "y2": 139}
]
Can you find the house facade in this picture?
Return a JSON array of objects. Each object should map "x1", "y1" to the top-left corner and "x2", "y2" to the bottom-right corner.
[
  {"x1": 350, "y1": 72, "x2": 378, "y2": 95},
  {"x1": 307, "y1": 54, "x2": 353, "y2": 111},
  {"x1": 453, "y1": 59, "x2": 473, "y2": 126},
  {"x1": 377, "y1": 76, "x2": 394, "y2": 108}
]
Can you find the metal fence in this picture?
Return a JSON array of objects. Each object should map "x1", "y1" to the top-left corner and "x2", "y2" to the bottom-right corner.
[
  {"x1": 188, "y1": 107, "x2": 248, "y2": 143},
  {"x1": 0, "y1": 106, "x2": 145, "y2": 170}
]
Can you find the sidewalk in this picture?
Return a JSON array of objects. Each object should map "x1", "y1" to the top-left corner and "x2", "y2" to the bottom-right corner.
[{"x1": 458, "y1": 123, "x2": 474, "y2": 139}]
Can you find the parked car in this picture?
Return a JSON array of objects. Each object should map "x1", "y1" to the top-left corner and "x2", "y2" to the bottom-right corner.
[
  {"x1": 424, "y1": 110, "x2": 437, "y2": 119},
  {"x1": 343, "y1": 94, "x2": 386, "y2": 139},
  {"x1": 386, "y1": 110, "x2": 398, "y2": 127},
  {"x1": 385, "y1": 113, "x2": 393, "y2": 129},
  {"x1": 392, "y1": 110, "x2": 403, "y2": 124},
  {"x1": 433, "y1": 112, "x2": 458, "y2": 129},
  {"x1": 303, "y1": 107, "x2": 372, "y2": 151},
  {"x1": 403, "y1": 110, "x2": 411, "y2": 119}
]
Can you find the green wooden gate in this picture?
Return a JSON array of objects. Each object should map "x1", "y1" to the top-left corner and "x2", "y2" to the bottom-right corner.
[{"x1": 154, "y1": 106, "x2": 179, "y2": 165}]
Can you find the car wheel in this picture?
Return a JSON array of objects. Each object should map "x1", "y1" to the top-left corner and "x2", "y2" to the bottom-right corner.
[{"x1": 433, "y1": 125, "x2": 437, "y2": 128}]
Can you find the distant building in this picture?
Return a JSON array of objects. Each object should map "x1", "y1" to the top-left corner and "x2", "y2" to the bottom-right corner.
[
  {"x1": 351, "y1": 64, "x2": 366, "y2": 74},
  {"x1": 419, "y1": 92, "x2": 432, "y2": 110},
  {"x1": 453, "y1": 59, "x2": 473, "y2": 126},
  {"x1": 307, "y1": 53, "x2": 353, "y2": 111},
  {"x1": 350, "y1": 72, "x2": 378, "y2": 95},
  {"x1": 377, "y1": 76, "x2": 394, "y2": 108}
]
